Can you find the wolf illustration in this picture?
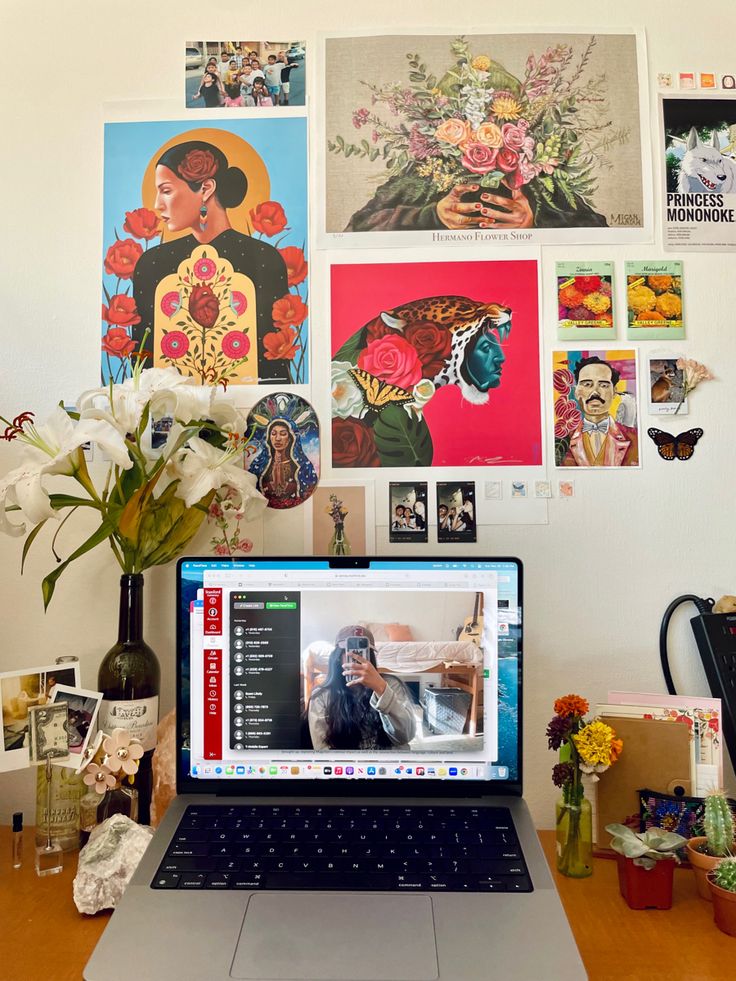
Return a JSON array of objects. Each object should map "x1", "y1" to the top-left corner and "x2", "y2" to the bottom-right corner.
[{"x1": 678, "y1": 127, "x2": 736, "y2": 194}]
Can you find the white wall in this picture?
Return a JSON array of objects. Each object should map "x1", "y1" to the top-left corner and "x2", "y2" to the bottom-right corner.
[{"x1": 1, "y1": 0, "x2": 735, "y2": 825}]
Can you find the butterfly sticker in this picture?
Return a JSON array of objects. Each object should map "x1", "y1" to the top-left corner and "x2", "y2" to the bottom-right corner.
[{"x1": 647, "y1": 427, "x2": 704, "y2": 461}]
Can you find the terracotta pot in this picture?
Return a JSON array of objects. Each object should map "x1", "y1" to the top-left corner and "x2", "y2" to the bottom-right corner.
[
  {"x1": 686, "y1": 837, "x2": 723, "y2": 902},
  {"x1": 709, "y1": 879, "x2": 736, "y2": 936},
  {"x1": 616, "y1": 854, "x2": 675, "y2": 910}
]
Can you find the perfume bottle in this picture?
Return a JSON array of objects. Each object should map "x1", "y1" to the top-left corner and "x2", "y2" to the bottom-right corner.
[{"x1": 12, "y1": 812, "x2": 23, "y2": 868}]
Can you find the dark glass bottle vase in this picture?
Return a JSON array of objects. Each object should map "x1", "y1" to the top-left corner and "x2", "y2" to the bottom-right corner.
[{"x1": 97, "y1": 574, "x2": 160, "y2": 825}]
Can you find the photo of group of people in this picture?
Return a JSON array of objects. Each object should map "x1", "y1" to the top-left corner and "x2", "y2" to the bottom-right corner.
[
  {"x1": 186, "y1": 41, "x2": 306, "y2": 108},
  {"x1": 389, "y1": 482, "x2": 478, "y2": 544}
]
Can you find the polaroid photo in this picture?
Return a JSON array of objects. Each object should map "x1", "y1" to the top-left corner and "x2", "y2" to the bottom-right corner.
[
  {"x1": 389, "y1": 482, "x2": 428, "y2": 543},
  {"x1": 50, "y1": 684, "x2": 103, "y2": 768},
  {"x1": 648, "y1": 355, "x2": 688, "y2": 416},
  {"x1": 28, "y1": 703, "x2": 70, "y2": 765},
  {"x1": 436, "y1": 481, "x2": 477, "y2": 544},
  {"x1": 0, "y1": 662, "x2": 80, "y2": 772}
]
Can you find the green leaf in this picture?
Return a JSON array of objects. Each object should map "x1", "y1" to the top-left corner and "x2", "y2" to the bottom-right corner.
[
  {"x1": 42, "y1": 519, "x2": 115, "y2": 610},
  {"x1": 21, "y1": 520, "x2": 48, "y2": 575},
  {"x1": 333, "y1": 329, "x2": 367, "y2": 365},
  {"x1": 135, "y1": 484, "x2": 215, "y2": 568},
  {"x1": 373, "y1": 404, "x2": 433, "y2": 467}
]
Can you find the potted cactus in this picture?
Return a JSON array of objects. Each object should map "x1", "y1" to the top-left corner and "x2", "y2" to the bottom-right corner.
[
  {"x1": 708, "y1": 857, "x2": 736, "y2": 936},
  {"x1": 606, "y1": 823, "x2": 687, "y2": 909},
  {"x1": 686, "y1": 790, "x2": 735, "y2": 901}
]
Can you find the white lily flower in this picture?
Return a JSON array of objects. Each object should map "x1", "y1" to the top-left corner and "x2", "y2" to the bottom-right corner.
[
  {"x1": 170, "y1": 436, "x2": 267, "y2": 521},
  {"x1": 0, "y1": 464, "x2": 54, "y2": 535}
]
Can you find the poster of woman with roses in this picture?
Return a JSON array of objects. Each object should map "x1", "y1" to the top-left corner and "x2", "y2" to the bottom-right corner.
[
  {"x1": 321, "y1": 31, "x2": 650, "y2": 247},
  {"x1": 330, "y1": 257, "x2": 542, "y2": 468},
  {"x1": 101, "y1": 118, "x2": 308, "y2": 386}
]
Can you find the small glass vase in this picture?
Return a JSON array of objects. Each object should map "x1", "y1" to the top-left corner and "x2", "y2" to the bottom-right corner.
[
  {"x1": 555, "y1": 794, "x2": 593, "y2": 878},
  {"x1": 98, "y1": 784, "x2": 139, "y2": 824}
]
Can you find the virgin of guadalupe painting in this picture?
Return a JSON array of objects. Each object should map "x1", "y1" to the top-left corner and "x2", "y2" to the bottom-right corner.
[
  {"x1": 101, "y1": 119, "x2": 308, "y2": 386},
  {"x1": 246, "y1": 393, "x2": 320, "y2": 509}
]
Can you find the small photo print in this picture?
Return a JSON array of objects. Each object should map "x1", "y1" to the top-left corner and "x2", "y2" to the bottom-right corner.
[
  {"x1": 700, "y1": 72, "x2": 717, "y2": 89},
  {"x1": 151, "y1": 416, "x2": 173, "y2": 450},
  {"x1": 485, "y1": 480, "x2": 503, "y2": 501},
  {"x1": 534, "y1": 480, "x2": 553, "y2": 499},
  {"x1": 558, "y1": 480, "x2": 575, "y2": 498},
  {"x1": 657, "y1": 73, "x2": 674, "y2": 89},
  {"x1": 679, "y1": 72, "x2": 696, "y2": 90},
  {"x1": 648, "y1": 357, "x2": 688, "y2": 415},
  {"x1": 556, "y1": 262, "x2": 615, "y2": 341},
  {"x1": 0, "y1": 663, "x2": 80, "y2": 772},
  {"x1": 186, "y1": 41, "x2": 306, "y2": 109},
  {"x1": 50, "y1": 684, "x2": 103, "y2": 768},
  {"x1": 511, "y1": 481, "x2": 528, "y2": 499},
  {"x1": 722, "y1": 75, "x2": 736, "y2": 90},
  {"x1": 436, "y1": 482, "x2": 477, "y2": 544},
  {"x1": 626, "y1": 261, "x2": 684, "y2": 340},
  {"x1": 389, "y1": 482, "x2": 428, "y2": 543}
]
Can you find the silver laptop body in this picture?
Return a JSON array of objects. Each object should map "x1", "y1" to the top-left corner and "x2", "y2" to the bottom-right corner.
[{"x1": 85, "y1": 556, "x2": 585, "y2": 981}]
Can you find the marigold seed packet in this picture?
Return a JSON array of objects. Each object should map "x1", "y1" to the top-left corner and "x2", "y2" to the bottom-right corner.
[
  {"x1": 556, "y1": 262, "x2": 616, "y2": 341},
  {"x1": 626, "y1": 261, "x2": 684, "y2": 340}
]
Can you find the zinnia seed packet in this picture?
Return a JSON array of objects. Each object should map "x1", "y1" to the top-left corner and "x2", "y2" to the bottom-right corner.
[
  {"x1": 625, "y1": 261, "x2": 685, "y2": 340},
  {"x1": 556, "y1": 262, "x2": 616, "y2": 341}
]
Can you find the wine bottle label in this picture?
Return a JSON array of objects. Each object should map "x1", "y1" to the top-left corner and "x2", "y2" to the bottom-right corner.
[{"x1": 98, "y1": 696, "x2": 159, "y2": 752}]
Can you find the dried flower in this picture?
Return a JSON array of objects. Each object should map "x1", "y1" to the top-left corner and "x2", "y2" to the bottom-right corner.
[
  {"x1": 546, "y1": 714, "x2": 572, "y2": 750},
  {"x1": 675, "y1": 357, "x2": 714, "y2": 414},
  {"x1": 552, "y1": 762, "x2": 575, "y2": 787},
  {"x1": 572, "y1": 719, "x2": 618, "y2": 769}
]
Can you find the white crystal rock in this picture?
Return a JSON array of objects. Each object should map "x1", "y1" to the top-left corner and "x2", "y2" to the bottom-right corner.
[{"x1": 73, "y1": 813, "x2": 154, "y2": 914}]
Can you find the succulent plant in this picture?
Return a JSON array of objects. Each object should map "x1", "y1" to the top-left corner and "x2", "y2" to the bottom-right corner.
[
  {"x1": 704, "y1": 790, "x2": 735, "y2": 857},
  {"x1": 711, "y1": 857, "x2": 736, "y2": 893},
  {"x1": 606, "y1": 823, "x2": 687, "y2": 870}
]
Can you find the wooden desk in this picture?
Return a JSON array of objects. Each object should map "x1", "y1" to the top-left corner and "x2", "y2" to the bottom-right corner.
[{"x1": 0, "y1": 827, "x2": 732, "y2": 980}]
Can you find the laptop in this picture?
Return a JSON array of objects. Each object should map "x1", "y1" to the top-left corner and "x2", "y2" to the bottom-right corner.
[{"x1": 85, "y1": 556, "x2": 585, "y2": 981}]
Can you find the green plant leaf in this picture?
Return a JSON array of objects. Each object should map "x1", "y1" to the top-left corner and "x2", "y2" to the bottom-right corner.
[
  {"x1": 42, "y1": 519, "x2": 115, "y2": 610},
  {"x1": 373, "y1": 404, "x2": 433, "y2": 467},
  {"x1": 21, "y1": 520, "x2": 47, "y2": 575},
  {"x1": 333, "y1": 329, "x2": 367, "y2": 365},
  {"x1": 135, "y1": 484, "x2": 215, "y2": 568}
]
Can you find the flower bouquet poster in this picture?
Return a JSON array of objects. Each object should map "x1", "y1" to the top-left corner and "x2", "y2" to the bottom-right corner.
[
  {"x1": 320, "y1": 31, "x2": 650, "y2": 247},
  {"x1": 552, "y1": 349, "x2": 640, "y2": 469},
  {"x1": 330, "y1": 258, "x2": 542, "y2": 468},
  {"x1": 101, "y1": 118, "x2": 308, "y2": 387}
]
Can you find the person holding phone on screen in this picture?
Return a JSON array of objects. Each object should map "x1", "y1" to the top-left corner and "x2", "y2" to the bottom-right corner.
[{"x1": 307, "y1": 626, "x2": 416, "y2": 750}]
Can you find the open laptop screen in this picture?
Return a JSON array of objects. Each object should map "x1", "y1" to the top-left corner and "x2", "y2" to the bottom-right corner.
[{"x1": 177, "y1": 557, "x2": 521, "y2": 788}]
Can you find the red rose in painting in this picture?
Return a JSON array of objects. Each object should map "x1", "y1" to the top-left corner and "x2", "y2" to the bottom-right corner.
[
  {"x1": 496, "y1": 146, "x2": 520, "y2": 174},
  {"x1": 358, "y1": 335, "x2": 423, "y2": 390},
  {"x1": 188, "y1": 284, "x2": 220, "y2": 328},
  {"x1": 332, "y1": 418, "x2": 380, "y2": 468},
  {"x1": 102, "y1": 294, "x2": 141, "y2": 328},
  {"x1": 101, "y1": 327, "x2": 136, "y2": 358},
  {"x1": 250, "y1": 201, "x2": 288, "y2": 237},
  {"x1": 460, "y1": 141, "x2": 498, "y2": 175},
  {"x1": 177, "y1": 149, "x2": 218, "y2": 183},
  {"x1": 279, "y1": 246, "x2": 308, "y2": 287},
  {"x1": 403, "y1": 321, "x2": 452, "y2": 379},
  {"x1": 263, "y1": 326, "x2": 300, "y2": 361},
  {"x1": 364, "y1": 314, "x2": 400, "y2": 342},
  {"x1": 272, "y1": 294, "x2": 308, "y2": 329},
  {"x1": 104, "y1": 238, "x2": 143, "y2": 279},
  {"x1": 123, "y1": 207, "x2": 161, "y2": 241}
]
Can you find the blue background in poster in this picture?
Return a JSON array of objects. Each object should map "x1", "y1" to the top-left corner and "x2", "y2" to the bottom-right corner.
[{"x1": 101, "y1": 116, "x2": 308, "y2": 383}]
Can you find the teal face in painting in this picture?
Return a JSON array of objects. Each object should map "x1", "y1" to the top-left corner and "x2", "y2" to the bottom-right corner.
[{"x1": 463, "y1": 323, "x2": 508, "y2": 392}]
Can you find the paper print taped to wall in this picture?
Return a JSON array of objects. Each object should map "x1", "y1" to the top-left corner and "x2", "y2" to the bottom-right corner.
[
  {"x1": 552, "y1": 349, "x2": 639, "y2": 468},
  {"x1": 309, "y1": 483, "x2": 371, "y2": 557},
  {"x1": 330, "y1": 258, "x2": 542, "y2": 468},
  {"x1": 662, "y1": 95, "x2": 736, "y2": 250},
  {"x1": 323, "y1": 32, "x2": 648, "y2": 246},
  {"x1": 101, "y1": 118, "x2": 308, "y2": 386},
  {"x1": 246, "y1": 393, "x2": 319, "y2": 509}
]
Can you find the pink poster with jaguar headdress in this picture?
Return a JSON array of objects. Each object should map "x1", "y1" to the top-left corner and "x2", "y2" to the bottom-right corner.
[{"x1": 330, "y1": 258, "x2": 541, "y2": 468}]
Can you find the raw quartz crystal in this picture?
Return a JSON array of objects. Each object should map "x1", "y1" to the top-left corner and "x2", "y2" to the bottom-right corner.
[
  {"x1": 73, "y1": 814, "x2": 154, "y2": 914},
  {"x1": 150, "y1": 708, "x2": 176, "y2": 827}
]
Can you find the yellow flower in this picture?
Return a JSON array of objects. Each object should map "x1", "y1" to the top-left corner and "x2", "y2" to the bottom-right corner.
[
  {"x1": 472, "y1": 55, "x2": 491, "y2": 71},
  {"x1": 491, "y1": 94, "x2": 523, "y2": 120},
  {"x1": 655, "y1": 292, "x2": 682, "y2": 319},
  {"x1": 475, "y1": 122, "x2": 504, "y2": 148},
  {"x1": 581, "y1": 292, "x2": 611, "y2": 315},
  {"x1": 627, "y1": 283, "x2": 656, "y2": 315},
  {"x1": 572, "y1": 720, "x2": 618, "y2": 768}
]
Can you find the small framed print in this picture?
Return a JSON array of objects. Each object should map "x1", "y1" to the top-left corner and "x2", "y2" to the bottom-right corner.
[
  {"x1": 50, "y1": 684, "x2": 103, "y2": 768},
  {"x1": 436, "y1": 481, "x2": 477, "y2": 544},
  {"x1": 389, "y1": 482, "x2": 428, "y2": 543},
  {"x1": 28, "y1": 703, "x2": 70, "y2": 764}
]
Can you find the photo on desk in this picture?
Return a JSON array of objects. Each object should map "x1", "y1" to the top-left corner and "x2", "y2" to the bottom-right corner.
[
  {"x1": 0, "y1": 662, "x2": 80, "y2": 772},
  {"x1": 50, "y1": 684, "x2": 103, "y2": 769}
]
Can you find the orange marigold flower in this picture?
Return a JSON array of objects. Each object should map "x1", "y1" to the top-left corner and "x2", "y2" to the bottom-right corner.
[
  {"x1": 553, "y1": 694, "x2": 589, "y2": 719},
  {"x1": 635, "y1": 309, "x2": 666, "y2": 321},
  {"x1": 609, "y1": 735, "x2": 624, "y2": 763}
]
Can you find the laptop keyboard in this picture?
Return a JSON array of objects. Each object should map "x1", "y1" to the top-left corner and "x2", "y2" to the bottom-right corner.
[{"x1": 151, "y1": 804, "x2": 532, "y2": 893}]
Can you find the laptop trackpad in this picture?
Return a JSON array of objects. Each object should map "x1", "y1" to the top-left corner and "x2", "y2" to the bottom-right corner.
[{"x1": 231, "y1": 893, "x2": 438, "y2": 980}]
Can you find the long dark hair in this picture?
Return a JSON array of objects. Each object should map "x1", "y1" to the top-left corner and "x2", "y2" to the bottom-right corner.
[
  {"x1": 308, "y1": 646, "x2": 393, "y2": 750},
  {"x1": 157, "y1": 141, "x2": 247, "y2": 209}
]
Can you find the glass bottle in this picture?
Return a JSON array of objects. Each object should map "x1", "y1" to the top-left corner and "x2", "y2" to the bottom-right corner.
[
  {"x1": 555, "y1": 793, "x2": 593, "y2": 878},
  {"x1": 35, "y1": 765, "x2": 85, "y2": 851},
  {"x1": 98, "y1": 784, "x2": 139, "y2": 824},
  {"x1": 97, "y1": 574, "x2": 160, "y2": 824},
  {"x1": 79, "y1": 789, "x2": 101, "y2": 847}
]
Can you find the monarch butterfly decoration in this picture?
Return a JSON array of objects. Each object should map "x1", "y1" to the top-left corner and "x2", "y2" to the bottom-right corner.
[
  {"x1": 647, "y1": 427, "x2": 704, "y2": 461},
  {"x1": 348, "y1": 367, "x2": 415, "y2": 412}
]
